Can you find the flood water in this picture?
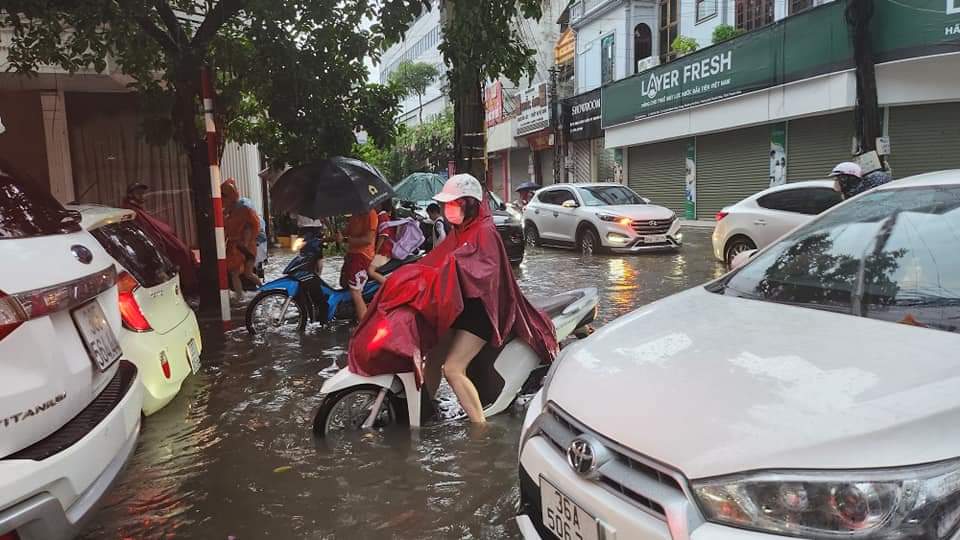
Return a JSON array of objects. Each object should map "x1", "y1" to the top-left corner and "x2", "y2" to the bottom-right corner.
[{"x1": 81, "y1": 228, "x2": 725, "y2": 539}]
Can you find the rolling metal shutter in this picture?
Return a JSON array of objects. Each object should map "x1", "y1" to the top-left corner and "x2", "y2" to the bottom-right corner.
[
  {"x1": 888, "y1": 103, "x2": 960, "y2": 178},
  {"x1": 697, "y1": 125, "x2": 770, "y2": 219},
  {"x1": 571, "y1": 141, "x2": 592, "y2": 183},
  {"x1": 787, "y1": 112, "x2": 855, "y2": 182},
  {"x1": 596, "y1": 138, "x2": 616, "y2": 183},
  {"x1": 627, "y1": 139, "x2": 687, "y2": 215}
]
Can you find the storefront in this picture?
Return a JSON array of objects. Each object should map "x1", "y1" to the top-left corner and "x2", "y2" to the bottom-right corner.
[
  {"x1": 516, "y1": 82, "x2": 556, "y2": 189},
  {"x1": 603, "y1": 0, "x2": 960, "y2": 220},
  {"x1": 562, "y1": 88, "x2": 616, "y2": 184}
]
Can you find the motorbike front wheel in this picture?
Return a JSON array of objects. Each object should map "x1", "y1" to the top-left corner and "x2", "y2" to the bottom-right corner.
[
  {"x1": 245, "y1": 290, "x2": 308, "y2": 335},
  {"x1": 313, "y1": 385, "x2": 404, "y2": 437}
]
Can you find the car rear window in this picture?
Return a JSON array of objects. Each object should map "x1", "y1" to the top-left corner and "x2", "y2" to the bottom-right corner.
[
  {"x1": 91, "y1": 221, "x2": 176, "y2": 288},
  {"x1": 714, "y1": 185, "x2": 960, "y2": 334},
  {"x1": 0, "y1": 168, "x2": 82, "y2": 239}
]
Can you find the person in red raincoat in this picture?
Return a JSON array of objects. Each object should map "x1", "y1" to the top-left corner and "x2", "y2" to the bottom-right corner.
[
  {"x1": 122, "y1": 182, "x2": 199, "y2": 296},
  {"x1": 348, "y1": 174, "x2": 558, "y2": 423}
]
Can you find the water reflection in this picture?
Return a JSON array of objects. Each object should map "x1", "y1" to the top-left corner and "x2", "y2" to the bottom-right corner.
[{"x1": 82, "y1": 228, "x2": 724, "y2": 539}]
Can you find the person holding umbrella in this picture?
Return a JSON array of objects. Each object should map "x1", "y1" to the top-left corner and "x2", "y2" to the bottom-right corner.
[{"x1": 515, "y1": 180, "x2": 541, "y2": 209}]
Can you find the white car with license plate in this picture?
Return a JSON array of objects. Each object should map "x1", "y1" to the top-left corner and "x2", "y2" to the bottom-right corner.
[
  {"x1": 518, "y1": 170, "x2": 960, "y2": 540},
  {"x1": 0, "y1": 167, "x2": 143, "y2": 540},
  {"x1": 712, "y1": 180, "x2": 843, "y2": 266},
  {"x1": 69, "y1": 205, "x2": 202, "y2": 416},
  {"x1": 523, "y1": 183, "x2": 681, "y2": 254}
]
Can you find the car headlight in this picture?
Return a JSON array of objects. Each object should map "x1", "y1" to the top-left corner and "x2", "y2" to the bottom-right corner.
[
  {"x1": 598, "y1": 214, "x2": 632, "y2": 226},
  {"x1": 540, "y1": 346, "x2": 572, "y2": 404},
  {"x1": 692, "y1": 459, "x2": 960, "y2": 539}
]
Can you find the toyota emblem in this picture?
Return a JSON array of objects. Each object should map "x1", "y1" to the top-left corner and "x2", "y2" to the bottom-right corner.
[
  {"x1": 70, "y1": 245, "x2": 93, "y2": 264},
  {"x1": 566, "y1": 435, "x2": 610, "y2": 478},
  {"x1": 648, "y1": 220, "x2": 658, "y2": 227}
]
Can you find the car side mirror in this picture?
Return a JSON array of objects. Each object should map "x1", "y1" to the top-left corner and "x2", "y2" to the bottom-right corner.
[
  {"x1": 642, "y1": 197, "x2": 651, "y2": 204},
  {"x1": 730, "y1": 249, "x2": 758, "y2": 270},
  {"x1": 561, "y1": 199, "x2": 579, "y2": 209}
]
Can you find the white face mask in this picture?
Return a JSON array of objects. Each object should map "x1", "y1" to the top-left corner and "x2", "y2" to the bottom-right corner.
[{"x1": 444, "y1": 202, "x2": 464, "y2": 225}]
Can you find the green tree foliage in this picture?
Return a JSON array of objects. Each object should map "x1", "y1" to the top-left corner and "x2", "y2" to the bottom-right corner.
[
  {"x1": 353, "y1": 108, "x2": 454, "y2": 182},
  {"x1": 711, "y1": 24, "x2": 746, "y2": 44},
  {"x1": 671, "y1": 36, "x2": 700, "y2": 55},
  {"x1": 388, "y1": 61, "x2": 439, "y2": 123}
]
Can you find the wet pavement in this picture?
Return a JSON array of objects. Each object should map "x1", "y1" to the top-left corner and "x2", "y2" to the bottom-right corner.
[{"x1": 81, "y1": 228, "x2": 725, "y2": 539}]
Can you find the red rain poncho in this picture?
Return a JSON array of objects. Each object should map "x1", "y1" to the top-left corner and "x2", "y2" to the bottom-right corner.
[
  {"x1": 122, "y1": 196, "x2": 198, "y2": 295},
  {"x1": 348, "y1": 199, "x2": 558, "y2": 380}
]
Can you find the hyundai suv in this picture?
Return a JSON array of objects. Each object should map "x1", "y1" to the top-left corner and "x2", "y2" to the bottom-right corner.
[{"x1": 0, "y1": 165, "x2": 143, "y2": 540}]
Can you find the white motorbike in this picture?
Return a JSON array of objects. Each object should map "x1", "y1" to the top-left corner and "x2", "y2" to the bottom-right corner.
[{"x1": 313, "y1": 288, "x2": 599, "y2": 436}]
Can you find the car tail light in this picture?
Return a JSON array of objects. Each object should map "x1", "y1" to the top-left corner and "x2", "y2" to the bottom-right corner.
[
  {"x1": 715, "y1": 211, "x2": 728, "y2": 221},
  {"x1": 0, "y1": 531, "x2": 21, "y2": 540},
  {"x1": 0, "y1": 290, "x2": 28, "y2": 341},
  {"x1": 118, "y1": 272, "x2": 152, "y2": 332},
  {"x1": 160, "y1": 351, "x2": 171, "y2": 379}
]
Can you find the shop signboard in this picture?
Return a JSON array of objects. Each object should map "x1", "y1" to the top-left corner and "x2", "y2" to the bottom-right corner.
[
  {"x1": 564, "y1": 89, "x2": 602, "y2": 141},
  {"x1": 516, "y1": 82, "x2": 551, "y2": 136},
  {"x1": 485, "y1": 81, "x2": 504, "y2": 128},
  {"x1": 603, "y1": 0, "x2": 960, "y2": 127}
]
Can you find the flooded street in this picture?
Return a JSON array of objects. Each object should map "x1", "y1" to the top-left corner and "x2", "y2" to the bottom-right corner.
[{"x1": 82, "y1": 228, "x2": 725, "y2": 540}]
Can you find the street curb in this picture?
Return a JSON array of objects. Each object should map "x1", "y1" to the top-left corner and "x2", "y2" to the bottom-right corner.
[{"x1": 679, "y1": 219, "x2": 716, "y2": 229}]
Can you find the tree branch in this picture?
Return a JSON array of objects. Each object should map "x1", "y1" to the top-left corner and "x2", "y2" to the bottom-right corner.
[
  {"x1": 115, "y1": 0, "x2": 180, "y2": 53},
  {"x1": 191, "y1": 0, "x2": 244, "y2": 49},
  {"x1": 152, "y1": 0, "x2": 190, "y2": 46}
]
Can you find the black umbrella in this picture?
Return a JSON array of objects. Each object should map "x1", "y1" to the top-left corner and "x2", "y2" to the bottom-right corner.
[
  {"x1": 270, "y1": 157, "x2": 395, "y2": 219},
  {"x1": 515, "y1": 181, "x2": 541, "y2": 193}
]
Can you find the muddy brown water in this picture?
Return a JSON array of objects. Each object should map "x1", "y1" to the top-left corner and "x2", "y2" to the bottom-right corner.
[{"x1": 81, "y1": 229, "x2": 724, "y2": 539}]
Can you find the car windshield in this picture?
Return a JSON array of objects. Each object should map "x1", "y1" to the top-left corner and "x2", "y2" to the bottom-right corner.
[
  {"x1": 0, "y1": 167, "x2": 82, "y2": 239},
  {"x1": 91, "y1": 221, "x2": 176, "y2": 288},
  {"x1": 577, "y1": 186, "x2": 644, "y2": 206},
  {"x1": 710, "y1": 184, "x2": 960, "y2": 334}
]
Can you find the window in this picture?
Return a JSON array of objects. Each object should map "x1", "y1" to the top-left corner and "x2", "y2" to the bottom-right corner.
[
  {"x1": 601, "y1": 34, "x2": 615, "y2": 85},
  {"x1": 634, "y1": 24, "x2": 653, "y2": 73},
  {"x1": 790, "y1": 0, "x2": 814, "y2": 14},
  {"x1": 539, "y1": 189, "x2": 575, "y2": 206},
  {"x1": 697, "y1": 0, "x2": 718, "y2": 22},
  {"x1": 714, "y1": 185, "x2": 960, "y2": 334},
  {"x1": 577, "y1": 186, "x2": 645, "y2": 206},
  {"x1": 735, "y1": 0, "x2": 774, "y2": 31},
  {"x1": 758, "y1": 187, "x2": 842, "y2": 215},
  {"x1": 659, "y1": 0, "x2": 680, "y2": 64},
  {"x1": 92, "y1": 221, "x2": 177, "y2": 288},
  {"x1": 0, "y1": 166, "x2": 81, "y2": 239}
]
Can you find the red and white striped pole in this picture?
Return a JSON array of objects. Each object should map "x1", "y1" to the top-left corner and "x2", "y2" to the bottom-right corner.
[{"x1": 201, "y1": 66, "x2": 231, "y2": 329}]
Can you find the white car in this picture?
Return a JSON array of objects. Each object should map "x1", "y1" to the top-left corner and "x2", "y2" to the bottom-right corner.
[
  {"x1": 523, "y1": 183, "x2": 681, "y2": 254},
  {"x1": 0, "y1": 169, "x2": 143, "y2": 539},
  {"x1": 518, "y1": 170, "x2": 960, "y2": 540},
  {"x1": 712, "y1": 180, "x2": 842, "y2": 265},
  {"x1": 70, "y1": 205, "x2": 202, "y2": 416}
]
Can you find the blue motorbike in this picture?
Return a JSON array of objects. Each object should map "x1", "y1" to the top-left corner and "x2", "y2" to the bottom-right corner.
[{"x1": 244, "y1": 238, "x2": 416, "y2": 335}]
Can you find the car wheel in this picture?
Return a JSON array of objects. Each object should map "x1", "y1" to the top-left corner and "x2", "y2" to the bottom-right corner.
[
  {"x1": 245, "y1": 290, "x2": 308, "y2": 335},
  {"x1": 578, "y1": 227, "x2": 600, "y2": 255},
  {"x1": 724, "y1": 236, "x2": 757, "y2": 266},
  {"x1": 524, "y1": 221, "x2": 541, "y2": 246}
]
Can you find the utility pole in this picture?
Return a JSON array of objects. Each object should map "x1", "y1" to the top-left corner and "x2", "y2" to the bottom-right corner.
[
  {"x1": 846, "y1": 0, "x2": 882, "y2": 158},
  {"x1": 549, "y1": 67, "x2": 561, "y2": 185}
]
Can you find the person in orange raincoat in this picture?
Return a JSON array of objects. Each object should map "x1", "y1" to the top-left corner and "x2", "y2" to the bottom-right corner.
[{"x1": 221, "y1": 179, "x2": 261, "y2": 296}]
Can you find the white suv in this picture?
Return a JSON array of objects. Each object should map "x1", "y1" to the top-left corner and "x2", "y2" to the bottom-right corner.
[
  {"x1": 523, "y1": 183, "x2": 681, "y2": 254},
  {"x1": 518, "y1": 170, "x2": 960, "y2": 540},
  {"x1": 0, "y1": 167, "x2": 143, "y2": 540}
]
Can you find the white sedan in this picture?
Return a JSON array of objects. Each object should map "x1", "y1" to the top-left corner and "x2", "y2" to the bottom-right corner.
[
  {"x1": 71, "y1": 205, "x2": 202, "y2": 416},
  {"x1": 712, "y1": 180, "x2": 842, "y2": 265},
  {"x1": 523, "y1": 183, "x2": 681, "y2": 254},
  {"x1": 518, "y1": 170, "x2": 960, "y2": 540}
]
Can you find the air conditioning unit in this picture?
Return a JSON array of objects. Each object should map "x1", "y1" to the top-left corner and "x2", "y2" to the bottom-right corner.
[{"x1": 636, "y1": 56, "x2": 660, "y2": 73}]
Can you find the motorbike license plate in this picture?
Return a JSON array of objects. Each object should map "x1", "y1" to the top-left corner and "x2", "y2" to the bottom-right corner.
[
  {"x1": 642, "y1": 234, "x2": 667, "y2": 244},
  {"x1": 541, "y1": 477, "x2": 600, "y2": 540},
  {"x1": 72, "y1": 301, "x2": 122, "y2": 372},
  {"x1": 187, "y1": 338, "x2": 201, "y2": 374}
]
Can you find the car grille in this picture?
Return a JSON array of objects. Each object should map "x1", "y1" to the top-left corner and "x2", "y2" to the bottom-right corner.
[
  {"x1": 535, "y1": 404, "x2": 688, "y2": 520},
  {"x1": 4, "y1": 361, "x2": 137, "y2": 461},
  {"x1": 631, "y1": 217, "x2": 674, "y2": 236}
]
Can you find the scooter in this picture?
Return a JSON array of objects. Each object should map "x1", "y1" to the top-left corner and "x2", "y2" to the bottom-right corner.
[
  {"x1": 244, "y1": 238, "x2": 419, "y2": 335},
  {"x1": 313, "y1": 287, "x2": 599, "y2": 436}
]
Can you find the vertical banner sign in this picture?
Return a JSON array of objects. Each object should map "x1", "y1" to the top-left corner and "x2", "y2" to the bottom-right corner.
[
  {"x1": 484, "y1": 81, "x2": 503, "y2": 128},
  {"x1": 769, "y1": 123, "x2": 787, "y2": 187},
  {"x1": 685, "y1": 140, "x2": 696, "y2": 219},
  {"x1": 613, "y1": 148, "x2": 624, "y2": 183}
]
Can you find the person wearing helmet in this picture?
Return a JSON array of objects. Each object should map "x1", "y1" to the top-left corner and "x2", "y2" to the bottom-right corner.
[
  {"x1": 831, "y1": 161, "x2": 892, "y2": 200},
  {"x1": 348, "y1": 174, "x2": 558, "y2": 424}
]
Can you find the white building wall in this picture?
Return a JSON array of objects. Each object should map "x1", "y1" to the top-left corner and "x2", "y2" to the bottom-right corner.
[
  {"x1": 221, "y1": 141, "x2": 264, "y2": 215},
  {"x1": 379, "y1": 1, "x2": 446, "y2": 126}
]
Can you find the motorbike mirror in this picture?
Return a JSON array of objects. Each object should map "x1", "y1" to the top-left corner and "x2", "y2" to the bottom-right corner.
[
  {"x1": 730, "y1": 249, "x2": 758, "y2": 270},
  {"x1": 561, "y1": 199, "x2": 579, "y2": 209}
]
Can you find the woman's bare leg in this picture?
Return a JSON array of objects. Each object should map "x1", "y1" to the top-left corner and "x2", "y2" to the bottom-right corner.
[{"x1": 443, "y1": 330, "x2": 488, "y2": 423}]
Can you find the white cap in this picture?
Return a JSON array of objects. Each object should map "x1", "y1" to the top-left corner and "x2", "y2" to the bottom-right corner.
[
  {"x1": 830, "y1": 162, "x2": 862, "y2": 178},
  {"x1": 434, "y1": 173, "x2": 484, "y2": 203}
]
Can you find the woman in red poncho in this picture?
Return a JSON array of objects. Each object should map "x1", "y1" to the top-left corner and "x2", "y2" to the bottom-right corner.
[{"x1": 348, "y1": 174, "x2": 558, "y2": 424}]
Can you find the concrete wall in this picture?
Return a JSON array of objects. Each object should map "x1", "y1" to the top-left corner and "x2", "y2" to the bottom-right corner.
[{"x1": 0, "y1": 91, "x2": 50, "y2": 189}]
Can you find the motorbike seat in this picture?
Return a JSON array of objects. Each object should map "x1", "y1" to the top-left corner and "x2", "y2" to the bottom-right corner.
[
  {"x1": 529, "y1": 291, "x2": 585, "y2": 319},
  {"x1": 377, "y1": 253, "x2": 422, "y2": 275}
]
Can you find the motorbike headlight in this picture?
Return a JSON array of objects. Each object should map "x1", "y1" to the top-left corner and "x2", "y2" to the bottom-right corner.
[{"x1": 692, "y1": 459, "x2": 960, "y2": 539}]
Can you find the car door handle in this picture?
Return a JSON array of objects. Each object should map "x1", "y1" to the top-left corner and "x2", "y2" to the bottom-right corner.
[
  {"x1": 534, "y1": 209, "x2": 540, "y2": 215},
  {"x1": 754, "y1": 219, "x2": 767, "y2": 226},
  {"x1": 553, "y1": 212, "x2": 559, "y2": 217}
]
